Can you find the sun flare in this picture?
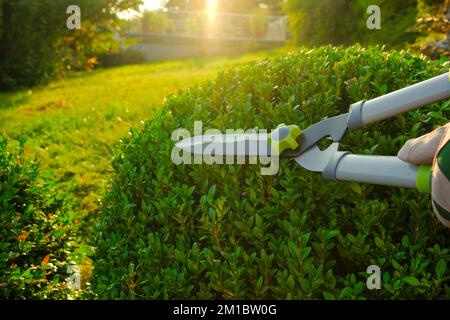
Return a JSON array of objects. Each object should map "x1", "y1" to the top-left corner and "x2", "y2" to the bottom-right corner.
[{"x1": 206, "y1": 0, "x2": 219, "y2": 23}]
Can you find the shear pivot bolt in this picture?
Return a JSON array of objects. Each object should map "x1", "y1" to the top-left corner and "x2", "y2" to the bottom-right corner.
[{"x1": 270, "y1": 124, "x2": 302, "y2": 156}]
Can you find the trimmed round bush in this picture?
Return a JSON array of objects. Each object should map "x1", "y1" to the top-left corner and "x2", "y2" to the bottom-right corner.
[
  {"x1": 93, "y1": 45, "x2": 450, "y2": 299},
  {"x1": 0, "y1": 135, "x2": 75, "y2": 299}
]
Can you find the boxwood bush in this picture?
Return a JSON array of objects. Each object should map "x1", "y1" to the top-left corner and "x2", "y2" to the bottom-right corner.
[
  {"x1": 93, "y1": 45, "x2": 450, "y2": 299},
  {"x1": 0, "y1": 135, "x2": 75, "y2": 299}
]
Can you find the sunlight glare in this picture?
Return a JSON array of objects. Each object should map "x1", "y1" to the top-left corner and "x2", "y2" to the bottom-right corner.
[
  {"x1": 141, "y1": 0, "x2": 163, "y2": 11},
  {"x1": 206, "y1": 0, "x2": 219, "y2": 23}
]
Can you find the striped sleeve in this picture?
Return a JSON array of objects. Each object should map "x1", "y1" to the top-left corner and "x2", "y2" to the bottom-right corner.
[{"x1": 431, "y1": 125, "x2": 450, "y2": 227}]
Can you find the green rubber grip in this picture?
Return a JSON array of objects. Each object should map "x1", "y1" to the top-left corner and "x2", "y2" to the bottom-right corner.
[
  {"x1": 270, "y1": 124, "x2": 302, "y2": 156},
  {"x1": 416, "y1": 165, "x2": 432, "y2": 194}
]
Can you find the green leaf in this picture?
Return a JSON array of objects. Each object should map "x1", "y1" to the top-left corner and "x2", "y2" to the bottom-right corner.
[
  {"x1": 404, "y1": 276, "x2": 420, "y2": 287},
  {"x1": 374, "y1": 237, "x2": 384, "y2": 249},
  {"x1": 391, "y1": 259, "x2": 402, "y2": 271},
  {"x1": 349, "y1": 183, "x2": 362, "y2": 195},
  {"x1": 208, "y1": 208, "x2": 216, "y2": 219},
  {"x1": 339, "y1": 287, "x2": 352, "y2": 299},
  {"x1": 323, "y1": 292, "x2": 335, "y2": 300},
  {"x1": 208, "y1": 185, "x2": 216, "y2": 200},
  {"x1": 287, "y1": 275, "x2": 295, "y2": 290},
  {"x1": 326, "y1": 230, "x2": 339, "y2": 239},
  {"x1": 436, "y1": 259, "x2": 446, "y2": 279},
  {"x1": 299, "y1": 278, "x2": 310, "y2": 292},
  {"x1": 401, "y1": 235, "x2": 409, "y2": 248},
  {"x1": 255, "y1": 276, "x2": 264, "y2": 291},
  {"x1": 301, "y1": 247, "x2": 312, "y2": 260}
]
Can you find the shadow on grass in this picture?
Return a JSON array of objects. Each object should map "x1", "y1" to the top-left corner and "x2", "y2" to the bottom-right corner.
[{"x1": 0, "y1": 91, "x2": 31, "y2": 110}]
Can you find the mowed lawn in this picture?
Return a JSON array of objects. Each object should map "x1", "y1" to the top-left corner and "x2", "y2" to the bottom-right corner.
[{"x1": 0, "y1": 49, "x2": 286, "y2": 220}]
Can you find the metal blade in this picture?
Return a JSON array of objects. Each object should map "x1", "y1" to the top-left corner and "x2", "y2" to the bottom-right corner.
[
  {"x1": 175, "y1": 133, "x2": 271, "y2": 157},
  {"x1": 295, "y1": 142, "x2": 339, "y2": 172},
  {"x1": 283, "y1": 113, "x2": 349, "y2": 158},
  {"x1": 176, "y1": 134, "x2": 339, "y2": 172}
]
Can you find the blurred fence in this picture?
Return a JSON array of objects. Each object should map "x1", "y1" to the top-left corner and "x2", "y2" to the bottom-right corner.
[{"x1": 126, "y1": 10, "x2": 288, "y2": 43}]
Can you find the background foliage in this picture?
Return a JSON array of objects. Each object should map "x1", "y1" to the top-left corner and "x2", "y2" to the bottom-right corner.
[
  {"x1": 285, "y1": 0, "x2": 449, "y2": 55},
  {"x1": 285, "y1": 0, "x2": 419, "y2": 47},
  {"x1": 0, "y1": 134, "x2": 76, "y2": 299},
  {"x1": 93, "y1": 45, "x2": 450, "y2": 299},
  {"x1": 165, "y1": 0, "x2": 283, "y2": 14},
  {"x1": 1, "y1": 0, "x2": 446, "y2": 90},
  {"x1": 0, "y1": 0, "x2": 141, "y2": 90}
]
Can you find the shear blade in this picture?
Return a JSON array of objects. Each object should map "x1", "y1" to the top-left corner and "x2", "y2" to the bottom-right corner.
[
  {"x1": 175, "y1": 133, "x2": 271, "y2": 157},
  {"x1": 294, "y1": 143, "x2": 339, "y2": 172}
]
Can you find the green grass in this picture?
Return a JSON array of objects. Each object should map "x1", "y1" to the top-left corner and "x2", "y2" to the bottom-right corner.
[{"x1": 0, "y1": 49, "x2": 287, "y2": 220}]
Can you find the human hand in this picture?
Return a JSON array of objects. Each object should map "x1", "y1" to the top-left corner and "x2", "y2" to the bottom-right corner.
[{"x1": 398, "y1": 123, "x2": 450, "y2": 227}]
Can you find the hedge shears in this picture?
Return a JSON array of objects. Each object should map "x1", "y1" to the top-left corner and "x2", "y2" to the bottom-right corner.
[{"x1": 176, "y1": 72, "x2": 450, "y2": 193}]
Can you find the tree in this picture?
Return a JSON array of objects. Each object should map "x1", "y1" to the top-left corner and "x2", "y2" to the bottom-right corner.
[
  {"x1": 0, "y1": 0, "x2": 142, "y2": 90},
  {"x1": 164, "y1": 0, "x2": 203, "y2": 11},
  {"x1": 164, "y1": 0, "x2": 284, "y2": 14},
  {"x1": 286, "y1": 0, "x2": 358, "y2": 46},
  {"x1": 285, "y1": 0, "x2": 418, "y2": 47}
]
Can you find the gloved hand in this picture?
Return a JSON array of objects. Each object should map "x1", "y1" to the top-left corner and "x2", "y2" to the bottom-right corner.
[{"x1": 398, "y1": 123, "x2": 450, "y2": 227}]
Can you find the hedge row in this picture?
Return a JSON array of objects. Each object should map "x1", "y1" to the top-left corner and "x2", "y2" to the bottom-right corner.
[{"x1": 0, "y1": 135, "x2": 75, "y2": 299}]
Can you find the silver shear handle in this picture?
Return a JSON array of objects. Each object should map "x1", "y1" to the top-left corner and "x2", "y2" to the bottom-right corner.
[
  {"x1": 348, "y1": 72, "x2": 450, "y2": 129},
  {"x1": 323, "y1": 153, "x2": 432, "y2": 193}
]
